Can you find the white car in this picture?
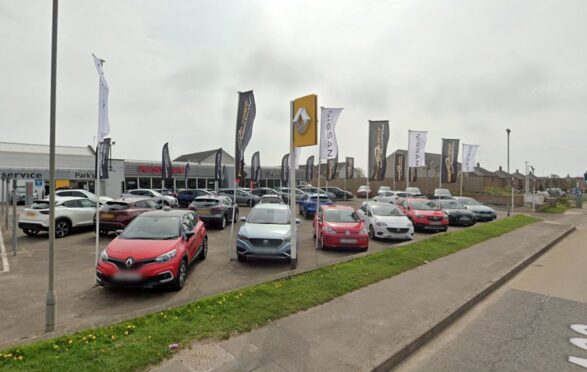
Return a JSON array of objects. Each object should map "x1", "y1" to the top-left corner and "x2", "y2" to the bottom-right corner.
[
  {"x1": 55, "y1": 189, "x2": 113, "y2": 205},
  {"x1": 377, "y1": 186, "x2": 392, "y2": 194},
  {"x1": 121, "y1": 188, "x2": 178, "y2": 207},
  {"x1": 356, "y1": 201, "x2": 414, "y2": 240},
  {"x1": 373, "y1": 191, "x2": 400, "y2": 204},
  {"x1": 18, "y1": 197, "x2": 97, "y2": 238}
]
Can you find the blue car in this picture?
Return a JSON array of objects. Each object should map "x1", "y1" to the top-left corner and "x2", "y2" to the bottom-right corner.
[
  {"x1": 177, "y1": 189, "x2": 213, "y2": 208},
  {"x1": 298, "y1": 193, "x2": 334, "y2": 219}
]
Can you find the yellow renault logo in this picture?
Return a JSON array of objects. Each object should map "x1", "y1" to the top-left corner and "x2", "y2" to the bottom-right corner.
[{"x1": 293, "y1": 107, "x2": 311, "y2": 135}]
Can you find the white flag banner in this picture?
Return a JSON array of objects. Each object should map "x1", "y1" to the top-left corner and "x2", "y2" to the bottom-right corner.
[
  {"x1": 92, "y1": 54, "x2": 111, "y2": 142},
  {"x1": 462, "y1": 144, "x2": 479, "y2": 172},
  {"x1": 408, "y1": 130, "x2": 427, "y2": 167},
  {"x1": 295, "y1": 147, "x2": 301, "y2": 170},
  {"x1": 319, "y1": 108, "x2": 343, "y2": 160}
]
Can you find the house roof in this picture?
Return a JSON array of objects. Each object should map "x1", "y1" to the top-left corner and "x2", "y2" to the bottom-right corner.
[
  {"x1": 0, "y1": 141, "x2": 94, "y2": 157},
  {"x1": 174, "y1": 149, "x2": 234, "y2": 163},
  {"x1": 389, "y1": 149, "x2": 442, "y2": 168}
]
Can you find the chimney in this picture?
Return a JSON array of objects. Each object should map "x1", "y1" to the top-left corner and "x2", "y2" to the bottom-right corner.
[
  {"x1": 499, "y1": 166, "x2": 502, "y2": 171},
  {"x1": 476, "y1": 162, "x2": 480, "y2": 168},
  {"x1": 516, "y1": 169, "x2": 519, "y2": 173}
]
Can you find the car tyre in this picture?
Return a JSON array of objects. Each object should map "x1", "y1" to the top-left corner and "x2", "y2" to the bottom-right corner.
[
  {"x1": 198, "y1": 237, "x2": 208, "y2": 261},
  {"x1": 173, "y1": 259, "x2": 187, "y2": 291},
  {"x1": 55, "y1": 219, "x2": 71, "y2": 238},
  {"x1": 318, "y1": 238, "x2": 325, "y2": 250},
  {"x1": 23, "y1": 228, "x2": 38, "y2": 236},
  {"x1": 233, "y1": 210, "x2": 239, "y2": 223},
  {"x1": 237, "y1": 254, "x2": 247, "y2": 262},
  {"x1": 247, "y1": 199, "x2": 253, "y2": 207},
  {"x1": 368, "y1": 225, "x2": 375, "y2": 240},
  {"x1": 219, "y1": 215, "x2": 227, "y2": 229}
]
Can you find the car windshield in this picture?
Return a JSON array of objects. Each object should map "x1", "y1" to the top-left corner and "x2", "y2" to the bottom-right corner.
[
  {"x1": 247, "y1": 208, "x2": 290, "y2": 224},
  {"x1": 324, "y1": 209, "x2": 359, "y2": 222},
  {"x1": 379, "y1": 192, "x2": 395, "y2": 197},
  {"x1": 440, "y1": 200, "x2": 465, "y2": 209},
  {"x1": 194, "y1": 199, "x2": 220, "y2": 207},
  {"x1": 120, "y1": 216, "x2": 180, "y2": 240},
  {"x1": 435, "y1": 189, "x2": 451, "y2": 195},
  {"x1": 406, "y1": 187, "x2": 421, "y2": 194},
  {"x1": 411, "y1": 201, "x2": 440, "y2": 210},
  {"x1": 372, "y1": 205, "x2": 404, "y2": 216},
  {"x1": 358, "y1": 186, "x2": 370, "y2": 191},
  {"x1": 260, "y1": 197, "x2": 283, "y2": 204},
  {"x1": 459, "y1": 198, "x2": 480, "y2": 206},
  {"x1": 309, "y1": 196, "x2": 330, "y2": 203}
]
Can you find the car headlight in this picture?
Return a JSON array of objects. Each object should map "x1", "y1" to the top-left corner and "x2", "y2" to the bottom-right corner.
[
  {"x1": 237, "y1": 233, "x2": 249, "y2": 241},
  {"x1": 324, "y1": 227, "x2": 335, "y2": 234},
  {"x1": 283, "y1": 235, "x2": 291, "y2": 242},
  {"x1": 360, "y1": 227, "x2": 369, "y2": 234},
  {"x1": 443, "y1": 215, "x2": 449, "y2": 220},
  {"x1": 375, "y1": 222, "x2": 386, "y2": 227},
  {"x1": 415, "y1": 213, "x2": 424, "y2": 218},
  {"x1": 100, "y1": 249, "x2": 108, "y2": 262},
  {"x1": 155, "y1": 249, "x2": 177, "y2": 263}
]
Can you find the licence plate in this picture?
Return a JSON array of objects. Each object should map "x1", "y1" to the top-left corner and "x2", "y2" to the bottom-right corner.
[
  {"x1": 459, "y1": 216, "x2": 470, "y2": 221},
  {"x1": 340, "y1": 238, "x2": 357, "y2": 244},
  {"x1": 198, "y1": 208, "x2": 211, "y2": 215},
  {"x1": 254, "y1": 247, "x2": 276, "y2": 253},
  {"x1": 101, "y1": 213, "x2": 114, "y2": 220},
  {"x1": 25, "y1": 211, "x2": 36, "y2": 217},
  {"x1": 113, "y1": 272, "x2": 141, "y2": 281},
  {"x1": 429, "y1": 221, "x2": 441, "y2": 225}
]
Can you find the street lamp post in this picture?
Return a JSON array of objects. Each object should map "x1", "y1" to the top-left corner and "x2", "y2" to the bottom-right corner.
[{"x1": 506, "y1": 129, "x2": 511, "y2": 217}]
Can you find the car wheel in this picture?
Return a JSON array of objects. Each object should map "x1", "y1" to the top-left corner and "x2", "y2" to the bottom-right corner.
[
  {"x1": 199, "y1": 237, "x2": 208, "y2": 260},
  {"x1": 219, "y1": 215, "x2": 227, "y2": 230},
  {"x1": 233, "y1": 210, "x2": 239, "y2": 223},
  {"x1": 248, "y1": 199, "x2": 253, "y2": 207},
  {"x1": 99, "y1": 229, "x2": 109, "y2": 237},
  {"x1": 368, "y1": 225, "x2": 375, "y2": 240},
  {"x1": 173, "y1": 259, "x2": 188, "y2": 291},
  {"x1": 237, "y1": 254, "x2": 247, "y2": 262},
  {"x1": 55, "y1": 219, "x2": 71, "y2": 238},
  {"x1": 318, "y1": 237, "x2": 325, "y2": 250}
]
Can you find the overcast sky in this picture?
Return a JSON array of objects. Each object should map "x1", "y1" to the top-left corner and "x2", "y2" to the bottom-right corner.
[{"x1": 1, "y1": 0, "x2": 586, "y2": 177}]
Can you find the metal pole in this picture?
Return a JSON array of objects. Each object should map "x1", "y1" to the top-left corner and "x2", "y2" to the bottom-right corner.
[
  {"x1": 12, "y1": 179, "x2": 17, "y2": 256},
  {"x1": 439, "y1": 139, "x2": 443, "y2": 189},
  {"x1": 532, "y1": 177, "x2": 536, "y2": 213},
  {"x1": 0, "y1": 177, "x2": 4, "y2": 224},
  {"x1": 4, "y1": 179, "x2": 9, "y2": 229},
  {"x1": 525, "y1": 161, "x2": 529, "y2": 194},
  {"x1": 460, "y1": 143, "x2": 464, "y2": 197},
  {"x1": 95, "y1": 142, "x2": 101, "y2": 272},
  {"x1": 315, "y1": 160, "x2": 321, "y2": 249},
  {"x1": 289, "y1": 100, "x2": 297, "y2": 270},
  {"x1": 46, "y1": 0, "x2": 58, "y2": 333},
  {"x1": 506, "y1": 128, "x2": 511, "y2": 217}
]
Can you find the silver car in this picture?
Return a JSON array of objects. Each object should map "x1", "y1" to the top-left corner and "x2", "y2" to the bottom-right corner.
[{"x1": 236, "y1": 204, "x2": 298, "y2": 262}]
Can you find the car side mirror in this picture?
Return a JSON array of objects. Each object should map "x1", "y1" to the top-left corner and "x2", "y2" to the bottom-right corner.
[
  {"x1": 239, "y1": 216, "x2": 247, "y2": 222},
  {"x1": 184, "y1": 230, "x2": 195, "y2": 240},
  {"x1": 115, "y1": 229, "x2": 123, "y2": 236}
]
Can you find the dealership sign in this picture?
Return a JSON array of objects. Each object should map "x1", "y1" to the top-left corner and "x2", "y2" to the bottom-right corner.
[{"x1": 0, "y1": 168, "x2": 98, "y2": 180}]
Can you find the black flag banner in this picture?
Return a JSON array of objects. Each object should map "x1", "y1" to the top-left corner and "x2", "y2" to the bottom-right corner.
[
  {"x1": 251, "y1": 151, "x2": 261, "y2": 183},
  {"x1": 305, "y1": 156, "x2": 314, "y2": 181},
  {"x1": 409, "y1": 167, "x2": 417, "y2": 182},
  {"x1": 280, "y1": 153, "x2": 289, "y2": 184},
  {"x1": 214, "y1": 148, "x2": 222, "y2": 182},
  {"x1": 99, "y1": 138, "x2": 111, "y2": 179},
  {"x1": 441, "y1": 138, "x2": 460, "y2": 183},
  {"x1": 394, "y1": 153, "x2": 405, "y2": 181},
  {"x1": 326, "y1": 157, "x2": 338, "y2": 181},
  {"x1": 368, "y1": 121, "x2": 390, "y2": 181},
  {"x1": 234, "y1": 91, "x2": 256, "y2": 180},
  {"x1": 184, "y1": 163, "x2": 190, "y2": 184},
  {"x1": 345, "y1": 157, "x2": 354, "y2": 179},
  {"x1": 221, "y1": 165, "x2": 227, "y2": 187},
  {"x1": 162, "y1": 142, "x2": 172, "y2": 187}
]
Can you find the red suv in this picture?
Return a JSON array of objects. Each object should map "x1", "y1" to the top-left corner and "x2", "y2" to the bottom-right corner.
[
  {"x1": 98, "y1": 197, "x2": 161, "y2": 236},
  {"x1": 397, "y1": 198, "x2": 448, "y2": 232}
]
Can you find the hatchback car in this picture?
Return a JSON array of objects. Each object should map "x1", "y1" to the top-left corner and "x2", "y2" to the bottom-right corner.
[
  {"x1": 99, "y1": 197, "x2": 161, "y2": 235},
  {"x1": 236, "y1": 203, "x2": 298, "y2": 262},
  {"x1": 454, "y1": 197, "x2": 497, "y2": 222},
  {"x1": 397, "y1": 198, "x2": 448, "y2": 232},
  {"x1": 259, "y1": 194, "x2": 285, "y2": 204},
  {"x1": 251, "y1": 187, "x2": 280, "y2": 198},
  {"x1": 377, "y1": 186, "x2": 392, "y2": 194},
  {"x1": 436, "y1": 199, "x2": 476, "y2": 226},
  {"x1": 122, "y1": 189, "x2": 178, "y2": 208},
  {"x1": 314, "y1": 205, "x2": 368, "y2": 250},
  {"x1": 356, "y1": 201, "x2": 414, "y2": 240},
  {"x1": 218, "y1": 188, "x2": 260, "y2": 207},
  {"x1": 188, "y1": 195, "x2": 238, "y2": 229},
  {"x1": 176, "y1": 189, "x2": 213, "y2": 208},
  {"x1": 356, "y1": 185, "x2": 373, "y2": 198},
  {"x1": 433, "y1": 188, "x2": 454, "y2": 199},
  {"x1": 19, "y1": 197, "x2": 97, "y2": 238},
  {"x1": 298, "y1": 193, "x2": 334, "y2": 219},
  {"x1": 373, "y1": 191, "x2": 400, "y2": 204},
  {"x1": 320, "y1": 186, "x2": 354, "y2": 201},
  {"x1": 300, "y1": 186, "x2": 336, "y2": 200},
  {"x1": 55, "y1": 189, "x2": 113, "y2": 205},
  {"x1": 96, "y1": 209, "x2": 207, "y2": 290}
]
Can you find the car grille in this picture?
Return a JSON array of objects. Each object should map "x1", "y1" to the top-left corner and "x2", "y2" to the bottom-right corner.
[
  {"x1": 107, "y1": 257, "x2": 157, "y2": 270},
  {"x1": 249, "y1": 238, "x2": 283, "y2": 247},
  {"x1": 427, "y1": 216, "x2": 442, "y2": 221},
  {"x1": 478, "y1": 211, "x2": 494, "y2": 215},
  {"x1": 387, "y1": 227, "x2": 410, "y2": 233}
]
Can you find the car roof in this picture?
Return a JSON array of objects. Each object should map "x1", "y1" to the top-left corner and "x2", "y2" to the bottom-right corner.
[
  {"x1": 56, "y1": 189, "x2": 89, "y2": 193},
  {"x1": 321, "y1": 204, "x2": 352, "y2": 211},
  {"x1": 261, "y1": 194, "x2": 282, "y2": 198},
  {"x1": 194, "y1": 195, "x2": 225, "y2": 200},
  {"x1": 111, "y1": 197, "x2": 150, "y2": 203},
  {"x1": 251, "y1": 203, "x2": 289, "y2": 210}
]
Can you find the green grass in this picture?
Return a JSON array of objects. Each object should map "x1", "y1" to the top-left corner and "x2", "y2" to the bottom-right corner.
[
  {"x1": 0, "y1": 215, "x2": 540, "y2": 372},
  {"x1": 541, "y1": 205, "x2": 571, "y2": 214}
]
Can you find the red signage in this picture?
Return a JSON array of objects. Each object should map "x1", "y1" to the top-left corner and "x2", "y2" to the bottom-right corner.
[{"x1": 138, "y1": 165, "x2": 184, "y2": 175}]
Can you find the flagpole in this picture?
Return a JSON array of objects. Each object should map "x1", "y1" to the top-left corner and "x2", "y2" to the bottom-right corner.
[
  {"x1": 94, "y1": 142, "x2": 101, "y2": 275},
  {"x1": 229, "y1": 93, "x2": 241, "y2": 262},
  {"x1": 406, "y1": 132, "x2": 410, "y2": 191},
  {"x1": 439, "y1": 139, "x2": 443, "y2": 189},
  {"x1": 289, "y1": 100, "x2": 297, "y2": 269},
  {"x1": 316, "y1": 159, "x2": 321, "y2": 249},
  {"x1": 460, "y1": 143, "x2": 464, "y2": 197}
]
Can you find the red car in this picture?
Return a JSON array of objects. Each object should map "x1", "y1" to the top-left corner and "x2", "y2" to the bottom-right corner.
[
  {"x1": 98, "y1": 197, "x2": 161, "y2": 235},
  {"x1": 96, "y1": 209, "x2": 207, "y2": 290},
  {"x1": 397, "y1": 198, "x2": 448, "y2": 232},
  {"x1": 313, "y1": 205, "x2": 369, "y2": 251}
]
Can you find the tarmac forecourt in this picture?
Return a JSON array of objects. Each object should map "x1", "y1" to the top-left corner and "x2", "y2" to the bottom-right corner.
[{"x1": 0, "y1": 215, "x2": 539, "y2": 372}]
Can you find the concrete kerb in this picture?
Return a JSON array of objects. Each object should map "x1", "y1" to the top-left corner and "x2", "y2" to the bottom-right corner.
[{"x1": 374, "y1": 224, "x2": 577, "y2": 372}]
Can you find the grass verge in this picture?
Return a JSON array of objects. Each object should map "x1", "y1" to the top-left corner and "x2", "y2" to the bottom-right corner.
[
  {"x1": 541, "y1": 205, "x2": 571, "y2": 214},
  {"x1": 0, "y1": 215, "x2": 539, "y2": 371}
]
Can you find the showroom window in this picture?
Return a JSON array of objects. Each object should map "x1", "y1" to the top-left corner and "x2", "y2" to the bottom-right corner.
[
  {"x1": 152, "y1": 178, "x2": 162, "y2": 189},
  {"x1": 125, "y1": 178, "x2": 138, "y2": 190},
  {"x1": 139, "y1": 177, "x2": 151, "y2": 189}
]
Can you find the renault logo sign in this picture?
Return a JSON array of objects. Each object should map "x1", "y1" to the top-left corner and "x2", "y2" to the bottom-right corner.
[
  {"x1": 125, "y1": 257, "x2": 134, "y2": 268},
  {"x1": 293, "y1": 107, "x2": 311, "y2": 135}
]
